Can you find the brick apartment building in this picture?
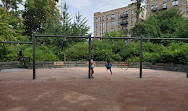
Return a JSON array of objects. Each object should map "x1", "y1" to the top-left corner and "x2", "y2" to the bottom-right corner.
[
  {"x1": 146, "y1": 0, "x2": 188, "y2": 19},
  {"x1": 94, "y1": 0, "x2": 188, "y2": 37},
  {"x1": 94, "y1": 4, "x2": 146, "y2": 37}
]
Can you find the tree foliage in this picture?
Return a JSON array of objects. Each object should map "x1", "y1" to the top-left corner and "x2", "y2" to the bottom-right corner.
[
  {"x1": 0, "y1": 7, "x2": 27, "y2": 61},
  {"x1": 131, "y1": 0, "x2": 145, "y2": 24},
  {"x1": 131, "y1": 8, "x2": 188, "y2": 38},
  {"x1": 1, "y1": 0, "x2": 22, "y2": 11},
  {"x1": 131, "y1": 0, "x2": 145, "y2": 36},
  {"x1": 22, "y1": 0, "x2": 51, "y2": 36}
]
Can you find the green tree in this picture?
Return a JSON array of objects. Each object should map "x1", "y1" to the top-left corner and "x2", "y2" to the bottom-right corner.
[
  {"x1": 22, "y1": 0, "x2": 51, "y2": 36},
  {"x1": 71, "y1": 12, "x2": 90, "y2": 36},
  {"x1": 131, "y1": 8, "x2": 188, "y2": 38},
  {"x1": 1, "y1": 0, "x2": 22, "y2": 11},
  {"x1": 131, "y1": 0, "x2": 145, "y2": 36},
  {"x1": 131, "y1": 0, "x2": 145, "y2": 24},
  {"x1": 0, "y1": 7, "x2": 27, "y2": 61},
  {"x1": 39, "y1": 2, "x2": 90, "y2": 62}
]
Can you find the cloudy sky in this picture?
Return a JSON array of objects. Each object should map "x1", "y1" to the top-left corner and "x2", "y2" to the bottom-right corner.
[
  {"x1": 64, "y1": 0, "x2": 132, "y2": 36},
  {"x1": 1, "y1": 0, "x2": 133, "y2": 36}
]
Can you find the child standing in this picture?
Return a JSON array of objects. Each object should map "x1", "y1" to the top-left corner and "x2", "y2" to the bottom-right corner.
[
  {"x1": 90, "y1": 59, "x2": 94, "y2": 78},
  {"x1": 18, "y1": 50, "x2": 25, "y2": 63},
  {"x1": 106, "y1": 60, "x2": 112, "y2": 75}
]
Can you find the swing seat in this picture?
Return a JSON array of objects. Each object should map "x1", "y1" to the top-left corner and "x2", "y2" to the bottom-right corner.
[
  {"x1": 54, "y1": 62, "x2": 65, "y2": 66},
  {"x1": 118, "y1": 62, "x2": 129, "y2": 66}
]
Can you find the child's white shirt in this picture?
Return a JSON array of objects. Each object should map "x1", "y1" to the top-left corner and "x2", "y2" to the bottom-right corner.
[{"x1": 91, "y1": 59, "x2": 94, "y2": 68}]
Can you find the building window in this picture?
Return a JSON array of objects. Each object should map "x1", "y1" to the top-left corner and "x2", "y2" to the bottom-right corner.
[
  {"x1": 163, "y1": 2, "x2": 167, "y2": 8},
  {"x1": 96, "y1": 31, "x2": 97, "y2": 36},
  {"x1": 131, "y1": 18, "x2": 133, "y2": 22},
  {"x1": 106, "y1": 15, "x2": 108, "y2": 21},
  {"x1": 111, "y1": 21, "x2": 115, "y2": 26},
  {"x1": 131, "y1": 10, "x2": 134, "y2": 15},
  {"x1": 151, "y1": 5, "x2": 153, "y2": 11},
  {"x1": 102, "y1": 30, "x2": 104, "y2": 34},
  {"x1": 106, "y1": 22, "x2": 108, "y2": 27},
  {"x1": 126, "y1": 11, "x2": 128, "y2": 14},
  {"x1": 106, "y1": 29, "x2": 108, "y2": 33},
  {"x1": 123, "y1": 27, "x2": 125, "y2": 30},
  {"x1": 102, "y1": 23, "x2": 104, "y2": 27},
  {"x1": 187, "y1": 0, "x2": 188, "y2": 4},
  {"x1": 155, "y1": 5, "x2": 158, "y2": 10},
  {"x1": 142, "y1": 12, "x2": 144, "y2": 17},
  {"x1": 131, "y1": 25, "x2": 133, "y2": 28},
  {"x1": 118, "y1": 27, "x2": 120, "y2": 32},
  {"x1": 118, "y1": 13, "x2": 120, "y2": 18},
  {"x1": 96, "y1": 17, "x2": 98, "y2": 22},
  {"x1": 100, "y1": 23, "x2": 102, "y2": 28},
  {"x1": 111, "y1": 14, "x2": 115, "y2": 19},
  {"x1": 172, "y1": 0, "x2": 179, "y2": 6},
  {"x1": 118, "y1": 20, "x2": 120, "y2": 25},
  {"x1": 100, "y1": 30, "x2": 101, "y2": 35},
  {"x1": 100, "y1": 17, "x2": 102, "y2": 22},
  {"x1": 96, "y1": 24, "x2": 97, "y2": 29},
  {"x1": 126, "y1": 26, "x2": 128, "y2": 31},
  {"x1": 102, "y1": 16, "x2": 104, "y2": 21},
  {"x1": 111, "y1": 28, "x2": 114, "y2": 32},
  {"x1": 186, "y1": 8, "x2": 188, "y2": 14}
]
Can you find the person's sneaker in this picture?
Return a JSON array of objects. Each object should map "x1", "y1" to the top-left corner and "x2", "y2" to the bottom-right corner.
[{"x1": 91, "y1": 75, "x2": 94, "y2": 78}]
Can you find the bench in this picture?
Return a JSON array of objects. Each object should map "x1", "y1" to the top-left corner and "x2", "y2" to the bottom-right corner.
[
  {"x1": 117, "y1": 62, "x2": 129, "y2": 66},
  {"x1": 54, "y1": 62, "x2": 65, "y2": 66}
]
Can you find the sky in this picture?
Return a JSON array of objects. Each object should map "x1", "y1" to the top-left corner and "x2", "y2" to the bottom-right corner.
[
  {"x1": 1, "y1": 0, "x2": 133, "y2": 36},
  {"x1": 64, "y1": 0, "x2": 132, "y2": 36}
]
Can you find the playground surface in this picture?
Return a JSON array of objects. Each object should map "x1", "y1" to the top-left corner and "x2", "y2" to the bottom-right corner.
[{"x1": 0, "y1": 67, "x2": 188, "y2": 111}]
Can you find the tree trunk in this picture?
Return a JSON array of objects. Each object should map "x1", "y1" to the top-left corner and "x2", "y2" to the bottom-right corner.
[{"x1": 134, "y1": 0, "x2": 141, "y2": 37}]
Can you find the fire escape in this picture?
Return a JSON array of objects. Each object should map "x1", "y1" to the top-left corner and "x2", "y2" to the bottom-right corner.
[{"x1": 120, "y1": 13, "x2": 128, "y2": 32}]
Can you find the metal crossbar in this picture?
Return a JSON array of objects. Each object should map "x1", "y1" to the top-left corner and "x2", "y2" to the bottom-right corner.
[
  {"x1": 34, "y1": 35, "x2": 188, "y2": 40},
  {"x1": 32, "y1": 34, "x2": 188, "y2": 80},
  {"x1": 0, "y1": 41, "x2": 33, "y2": 44}
]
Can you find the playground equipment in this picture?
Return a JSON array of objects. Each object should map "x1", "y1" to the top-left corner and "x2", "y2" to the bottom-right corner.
[
  {"x1": 0, "y1": 36, "x2": 188, "y2": 80},
  {"x1": 32, "y1": 34, "x2": 188, "y2": 79},
  {"x1": 118, "y1": 62, "x2": 129, "y2": 71}
]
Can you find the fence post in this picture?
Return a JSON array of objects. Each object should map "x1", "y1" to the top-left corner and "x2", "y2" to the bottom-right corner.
[
  {"x1": 32, "y1": 33, "x2": 36, "y2": 80},
  {"x1": 187, "y1": 49, "x2": 188, "y2": 78},
  {"x1": 88, "y1": 34, "x2": 91, "y2": 78},
  {"x1": 140, "y1": 36, "x2": 143, "y2": 78}
]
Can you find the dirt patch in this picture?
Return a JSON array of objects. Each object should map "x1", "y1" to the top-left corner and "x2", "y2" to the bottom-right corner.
[{"x1": 0, "y1": 67, "x2": 187, "y2": 111}]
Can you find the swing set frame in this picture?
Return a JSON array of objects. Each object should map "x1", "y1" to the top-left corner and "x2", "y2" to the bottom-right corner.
[
  {"x1": 32, "y1": 34, "x2": 188, "y2": 79},
  {"x1": 0, "y1": 35, "x2": 188, "y2": 80}
]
